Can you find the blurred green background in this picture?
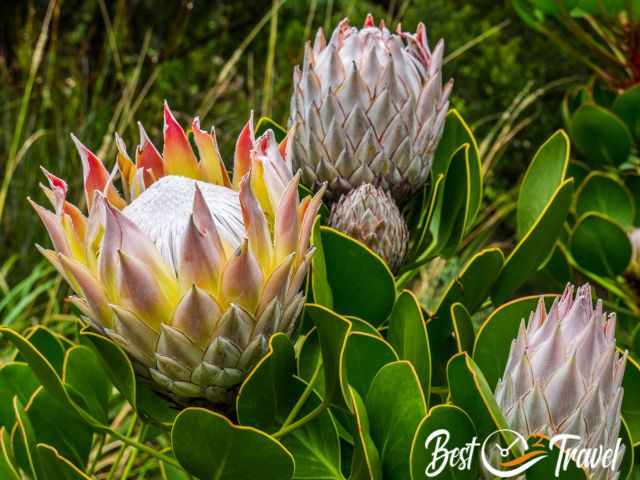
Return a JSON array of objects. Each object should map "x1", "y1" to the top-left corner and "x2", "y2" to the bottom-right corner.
[{"x1": 0, "y1": 0, "x2": 581, "y2": 294}]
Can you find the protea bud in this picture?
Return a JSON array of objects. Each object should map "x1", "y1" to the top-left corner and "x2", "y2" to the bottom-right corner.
[
  {"x1": 329, "y1": 183, "x2": 408, "y2": 271},
  {"x1": 31, "y1": 103, "x2": 324, "y2": 406},
  {"x1": 288, "y1": 13, "x2": 453, "y2": 205},
  {"x1": 495, "y1": 284, "x2": 626, "y2": 478}
]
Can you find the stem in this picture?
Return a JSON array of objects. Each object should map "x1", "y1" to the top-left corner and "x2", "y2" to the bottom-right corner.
[
  {"x1": 107, "y1": 428, "x2": 182, "y2": 470},
  {"x1": 107, "y1": 415, "x2": 137, "y2": 480},
  {"x1": 120, "y1": 424, "x2": 148, "y2": 479},
  {"x1": 87, "y1": 433, "x2": 106, "y2": 476},
  {"x1": 273, "y1": 401, "x2": 329, "y2": 439},
  {"x1": 280, "y1": 362, "x2": 322, "y2": 429}
]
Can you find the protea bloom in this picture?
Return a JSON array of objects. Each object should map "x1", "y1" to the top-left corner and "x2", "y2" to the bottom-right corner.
[
  {"x1": 288, "y1": 13, "x2": 452, "y2": 205},
  {"x1": 328, "y1": 183, "x2": 408, "y2": 271},
  {"x1": 31, "y1": 103, "x2": 324, "y2": 405},
  {"x1": 495, "y1": 284, "x2": 626, "y2": 478}
]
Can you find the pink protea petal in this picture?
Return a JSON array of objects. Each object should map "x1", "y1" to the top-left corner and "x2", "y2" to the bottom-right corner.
[
  {"x1": 71, "y1": 134, "x2": 125, "y2": 210},
  {"x1": 173, "y1": 285, "x2": 221, "y2": 348},
  {"x1": 117, "y1": 249, "x2": 175, "y2": 328},
  {"x1": 220, "y1": 239, "x2": 263, "y2": 313},
  {"x1": 257, "y1": 252, "x2": 294, "y2": 316},
  {"x1": 162, "y1": 102, "x2": 199, "y2": 178},
  {"x1": 58, "y1": 253, "x2": 113, "y2": 328},
  {"x1": 40, "y1": 167, "x2": 67, "y2": 215},
  {"x1": 274, "y1": 172, "x2": 300, "y2": 263},
  {"x1": 29, "y1": 198, "x2": 71, "y2": 256},
  {"x1": 38, "y1": 181, "x2": 89, "y2": 244},
  {"x1": 192, "y1": 117, "x2": 231, "y2": 187},
  {"x1": 287, "y1": 247, "x2": 314, "y2": 301},
  {"x1": 99, "y1": 198, "x2": 176, "y2": 300},
  {"x1": 178, "y1": 214, "x2": 224, "y2": 295},
  {"x1": 364, "y1": 13, "x2": 375, "y2": 27},
  {"x1": 298, "y1": 184, "x2": 326, "y2": 255},
  {"x1": 136, "y1": 122, "x2": 164, "y2": 185},
  {"x1": 239, "y1": 174, "x2": 273, "y2": 271},
  {"x1": 115, "y1": 133, "x2": 136, "y2": 199},
  {"x1": 232, "y1": 112, "x2": 255, "y2": 188},
  {"x1": 192, "y1": 184, "x2": 227, "y2": 258},
  {"x1": 36, "y1": 244, "x2": 79, "y2": 292}
]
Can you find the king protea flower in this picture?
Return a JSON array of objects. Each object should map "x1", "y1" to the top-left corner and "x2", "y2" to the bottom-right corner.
[
  {"x1": 31, "y1": 102, "x2": 325, "y2": 405},
  {"x1": 495, "y1": 284, "x2": 626, "y2": 478},
  {"x1": 288, "y1": 13, "x2": 453, "y2": 205}
]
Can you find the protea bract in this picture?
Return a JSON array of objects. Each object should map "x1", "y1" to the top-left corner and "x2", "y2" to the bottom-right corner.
[
  {"x1": 31, "y1": 103, "x2": 324, "y2": 405},
  {"x1": 495, "y1": 284, "x2": 626, "y2": 478}
]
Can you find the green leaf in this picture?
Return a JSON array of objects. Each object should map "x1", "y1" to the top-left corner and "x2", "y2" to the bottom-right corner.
[
  {"x1": 21, "y1": 327, "x2": 67, "y2": 375},
  {"x1": 492, "y1": 179, "x2": 574, "y2": 304},
  {"x1": 79, "y1": 329, "x2": 136, "y2": 412},
  {"x1": 0, "y1": 363, "x2": 39, "y2": 429},
  {"x1": 366, "y1": 361, "x2": 427, "y2": 480},
  {"x1": 473, "y1": 295, "x2": 556, "y2": 389},
  {"x1": 11, "y1": 398, "x2": 41, "y2": 480},
  {"x1": 612, "y1": 85, "x2": 640, "y2": 140},
  {"x1": 63, "y1": 346, "x2": 111, "y2": 425},
  {"x1": 434, "y1": 248, "x2": 504, "y2": 335},
  {"x1": 446, "y1": 353, "x2": 513, "y2": 445},
  {"x1": 451, "y1": 303, "x2": 474, "y2": 354},
  {"x1": 429, "y1": 144, "x2": 470, "y2": 257},
  {"x1": 343, "y1": 333, "x2": 397, "y2": 403},
  {"x1": 348, "y1": 387, "x2": 382, "y2": 480},
  {"x1": 310, "y1": 217, "x2": 333, "y2": 309},
  {"x1": 525, "y1": 436, "x2": 588, "y2": 479},
  {"x1": 570, "y1": 104, "x2": 632, "y2": 166},
  {"x1": 387, "y1": 290, "x2": 431, "y2": 402},
  {"x1": 619, "y1": 418, "x2": 635, "y2": 480},
  {"x1": 305, "y1": 304, "x2": 351, "y2": 409},
  {"x1": 80, "y1": 329, "x2": 177, "y2": 428},
  {"x1": 236, "y1": 334, "x2": 296, "y2": 432},
  {"x1": 570, "y1": 213, "x2": 632, "y2": 277},
  {"x1": 622, "y1": 354, "x2": 640, "y2": 446},
  {"x1": 410, "y1": 405, "x2": 478, "y2": 480},
  {"x1": 319, "y1": 226, "x2": 396, "y2": 326},
  {"x1": 0, "y1": 328, "x2": 68, "y2": 407},
  {"x1": 36, "y1": 444, "x2": 91, "y2": 480},
  {"x1": 625, "y1": 175, "x2": 640, "y2": 225},
  {"x1": 0, "y1": 428, "x2": 19, "y2": 480},
  {"x1": 280, "y1": 381, "x2": 342, "y2": 480},
  {"x1": 238, "y1": 332, "x2": 343, "y2": 480},
  {"x1": 25, "y1": 387, "x2": 93, "y2": 469},
  {"x1": 431, "y1": 109, "x2": 482, "y2": 231},
  {"x1": 516, "y1": 130, "x2": 569, "y2": 239},
  {"x1": 172, "y1": 408, "x2": 294, "y2": 480},
  {"x1": 575, "y1": 172, "x2": 635, "y2": 227}
]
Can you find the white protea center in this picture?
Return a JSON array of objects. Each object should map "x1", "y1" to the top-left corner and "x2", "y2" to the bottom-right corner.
[
  {"x1": 495, "y1": 285, "x2": 627, "y2": 478},
  {"x1": 123, "y1": 176, "x2": 244, "y2": 269}
]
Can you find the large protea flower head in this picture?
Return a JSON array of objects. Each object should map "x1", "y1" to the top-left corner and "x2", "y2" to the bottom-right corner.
[
  {"x1": 288, "y1": 13, "x2": 453, "y2": 205},
  {"x1": 495, "y1": 284, "x2": 627, "y2": 478},
  {"x1": 30, "y1": 103, "x2": 325, "y2": 406},
  {"x1": 329, "y1": 183, "x2": 408, "y2": 271}
]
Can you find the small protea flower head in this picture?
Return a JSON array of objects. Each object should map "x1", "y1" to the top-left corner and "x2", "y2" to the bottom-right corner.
[
  {"x1": 31, "y1": 103, "x2": 325, "y2": 406},
  {"x1": 495, "y1": 284, "x2": 626, "y2": 478},
  {"x1": 288, "y1": 13, "x2": 453, "y2": 205},
  {"x1": 329, "y1": 183, "x2": 408, "y2": 271}
]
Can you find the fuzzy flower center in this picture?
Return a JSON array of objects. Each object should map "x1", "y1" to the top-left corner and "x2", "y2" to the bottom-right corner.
[{"x1": 122, "y1": 175, "x2": 245, "y2": 269}]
